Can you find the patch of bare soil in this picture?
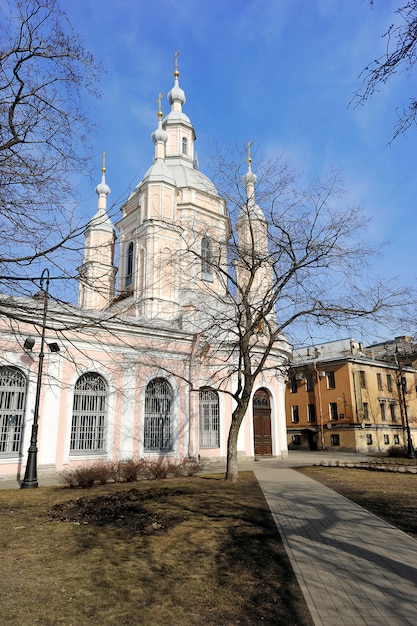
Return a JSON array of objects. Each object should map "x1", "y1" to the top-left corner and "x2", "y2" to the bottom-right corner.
[{"x1": 48, "y1": 486, "x2": 184, "y2": 534}]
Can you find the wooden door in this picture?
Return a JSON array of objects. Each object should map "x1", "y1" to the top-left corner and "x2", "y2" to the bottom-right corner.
[{"x1": 253, "y1": 389, "x2": 272, "y2": 456}]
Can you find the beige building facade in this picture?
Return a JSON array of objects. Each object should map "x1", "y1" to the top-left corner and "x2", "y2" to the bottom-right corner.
[{"x1": 286, "y1": 338, "x2": 417, "y2": 454}]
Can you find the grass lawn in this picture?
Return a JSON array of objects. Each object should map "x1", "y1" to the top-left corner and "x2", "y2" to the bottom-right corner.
[
  {"x1": 298, "y1": 466, "x2": 417, "y2": 538},
  {"x1": 0, "y1": 471, "x2": 313, "y2": 626}
]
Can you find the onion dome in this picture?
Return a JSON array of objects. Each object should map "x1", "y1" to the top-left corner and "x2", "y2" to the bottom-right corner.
[
  {"x1": 95, "y1": 153, "x2": 111, "y2": 198},
  {"x1": 152, "y1": 93, "x2": 168, "y2": 147}
]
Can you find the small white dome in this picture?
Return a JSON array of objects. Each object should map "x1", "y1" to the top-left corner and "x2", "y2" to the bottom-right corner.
[{"x1": 168, "y1": 77, "x2": 186, "y2": 106}]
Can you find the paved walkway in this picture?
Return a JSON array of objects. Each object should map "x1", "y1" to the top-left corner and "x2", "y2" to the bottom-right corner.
[{"x1": 254, "y1": 463, "x2": 417, "y2": 626}]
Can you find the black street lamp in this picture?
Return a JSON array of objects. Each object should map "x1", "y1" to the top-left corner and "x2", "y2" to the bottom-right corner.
[
  {"x1": 21, "y1": 269, "x2": 50, "y2": 489},
  {"x1": 395, "y1": 351, "x2": 416, "y2": 460}
]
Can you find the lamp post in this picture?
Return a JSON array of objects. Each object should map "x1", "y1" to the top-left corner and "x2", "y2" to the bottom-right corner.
[
  {"x1": 395, "y1": 352, "x2": 415, "y2": 460},
  {"x1": 21, "y1": 269, "x2": 50, "y2": 489}
]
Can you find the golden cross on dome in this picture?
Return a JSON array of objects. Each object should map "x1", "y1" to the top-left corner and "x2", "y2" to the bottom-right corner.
[
  {"x1": 173, "y1": 50, "x2": 180, "y2": 75},
  {"x1": 156, "y1": 92, "x2": 164, "y2": 116},
  {"x1": 246, "y1": 140, "x2": 254, "y2": 164}
]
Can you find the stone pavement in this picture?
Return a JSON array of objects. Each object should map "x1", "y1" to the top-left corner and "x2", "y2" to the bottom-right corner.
[{"x1": 254, "y1": 462, "x2": 417, "y2": 626}]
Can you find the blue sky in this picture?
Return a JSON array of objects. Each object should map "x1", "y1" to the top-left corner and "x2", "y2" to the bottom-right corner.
[{"x1": 65, "y1": 0, "x2": 416, "y2": 339}]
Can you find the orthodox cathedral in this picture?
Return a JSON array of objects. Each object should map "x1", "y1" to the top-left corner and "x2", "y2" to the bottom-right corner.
[{"x1": 0, "y1": 63, "x2": 290, "y2": 480}]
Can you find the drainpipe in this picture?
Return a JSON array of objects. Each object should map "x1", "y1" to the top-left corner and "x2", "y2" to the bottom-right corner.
[
  {"x1": 313, "y1": 361, "x2": 326, "y2": 450},
  {"x1": 188, "y1": 333, "x2": 201, "y2": 458}
]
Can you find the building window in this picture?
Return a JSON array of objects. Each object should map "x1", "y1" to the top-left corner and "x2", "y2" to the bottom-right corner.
[
  {"x1": 144, "y1": 378, "x2": 173, "y2": 452},
  {"x1": 330, "y1": 434, "x2": 340, "y2": 446},
  {"x1": 363, "y1": 402, "x2": 370, "y2": 421},
  {"x1": 291, "y1": 405, "x2": 299, "y2": 423},
  {"x1": 289, "y1": 377, "x2": 298, "y2": 393},
  {"x1": 307, "y1": 404, "x2": 316, "y2": 423},
  {"x1": 305, "y1": 374, "x2": 314, "y2": 392},
  {"x1": 366, "y1": 434, "x2": 373, "y2": 445},
  {"x1": 292, "y1": 434, "x2": 301, "y2": 446},
  {"x1": 380, "y1": 402, "x2": 386, "y2": 421},
  {"x1": 359, "y1": 370, "x2": 366, "y2": 389},
  {"x1": 0, "y1": 366, "x2": 26, "y2": 456},
  {"x1": 71, "y1": 373, "x2": 107, "y2": 454},
  {"x1": 199, "y1": 389, "x2": 219, "y2": 448},
  {"x1": 390, "y1": 403, "x2": 397, "y2": 422},
  {"x1": 326, "y1": 371, "x2": 335, "y2": 389},
  {"x1": 329, "y1": 402, "x2": 338, "y2": 421},
  {"x1": 387, "y1": 374, "x2": 393, "y2": 392},
  {"x1": 201, "y1": 236, "x2": 213, "y2": 280},
  {"x1": 377, "y1": 373, "x2": 383, "y2": 391},
  {"x1": 394, "y1": 434, "x2": 400, "y2": 445},
  {"x1": 182, "y1": 137, "x2": 188, "y2": 155},
  {"x1": 125, "y1": 241, "x2": 134, "y2": 287},
  {"x1": 384, "y1": 434, "x2": 390, "y2": 445}
]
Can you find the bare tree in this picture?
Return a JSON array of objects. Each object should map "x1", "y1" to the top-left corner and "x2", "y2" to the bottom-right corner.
[
  {"x1": 188, "y1": 145, "x2": 409, "y2": 481},
  {"x1": 354, "y1": 1, "x2": 417, "y2": 140},
  {"x1": 0, "y1": 0, "x2": 102, "y2": 283}
]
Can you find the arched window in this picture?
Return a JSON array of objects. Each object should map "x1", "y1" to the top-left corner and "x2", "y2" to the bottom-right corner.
[
  {"x1": 182, "y1": 137, "x2": 188, "y2": 155},
  {"x1": 199, "y1": 388, "x2": 219, "y2": 448},
  {"x1": 125, "y1": 241, "x2": 134, "y2": 287},
  {"x1": 0, "y1": 367, "x2": 26, "y2": 455},
  {"x1": 201, "y1": 236, "x2": 213, "y2": 280},
  {"x1": 70, "y1": 373, "x2": 107, "y2": 454},
  {"x1": 144, "y1": 378, "x2": 173, "y2": 452}
]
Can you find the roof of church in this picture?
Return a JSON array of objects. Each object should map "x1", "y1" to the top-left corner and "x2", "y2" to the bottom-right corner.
[{"x1": 137, "y1": 60, "x2": 219, "y2": 198}]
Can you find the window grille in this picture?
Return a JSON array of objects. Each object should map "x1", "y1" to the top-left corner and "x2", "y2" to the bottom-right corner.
[
  {"x1": 0, "y1": 367, "x2": 26, "y2": 455},
  {"x1": 199, "y1": 389, "x2": 220, "y2": 448},
  {"x1": 70, "y1": 373, "x2": 107, "y2": 453},
  {"x1": 144, "y1": 378, "x2": 173, "y2": 452}
]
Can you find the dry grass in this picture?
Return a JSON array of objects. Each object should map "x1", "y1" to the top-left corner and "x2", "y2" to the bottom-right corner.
[
  {"x1": 298, "y1": 466, "x2": 417, "y2": 538},
  {"x1": 0, "y1": 472, "x2": 312, "y2": 626}
]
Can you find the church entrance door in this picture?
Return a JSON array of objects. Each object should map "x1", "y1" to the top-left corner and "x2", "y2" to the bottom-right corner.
[{"x1": 253, "y1": 388, "x2": 272, "y2": 456}]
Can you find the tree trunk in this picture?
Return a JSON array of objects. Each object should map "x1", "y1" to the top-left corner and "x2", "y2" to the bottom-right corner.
[{"x1": 225, "y1": 408, "x2": 246, "y2": 482}]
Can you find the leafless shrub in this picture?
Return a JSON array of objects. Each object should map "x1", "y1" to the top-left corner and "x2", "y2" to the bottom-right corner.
[
  {"x1": 387, "y1": 445, "x2": 409, "y2": 458},
  {"x1": 59, "y1": 464, "x2": 96, "y2": 489},
  {"x1": 90, "y1": 460, "x2": 114, "y2": 485}
]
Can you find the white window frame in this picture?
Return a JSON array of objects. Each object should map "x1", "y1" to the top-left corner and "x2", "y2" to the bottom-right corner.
[
  {"x1": 144, "y1": 378, "x2": 173, "y2": 452},
  {"x1": 0, "y1": 366, "x2": 27, "y2": 456},
  {"x1": 199, "y1": 389, "x2": 220, "y2": 448},
  {"x1": 70, "y1": 373, "x2": 107, "y2": 454}
]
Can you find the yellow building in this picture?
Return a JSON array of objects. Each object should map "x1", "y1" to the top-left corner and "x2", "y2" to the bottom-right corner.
[{"x1": 285, "y1": 339, "x2": 417, "y2": 453}]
